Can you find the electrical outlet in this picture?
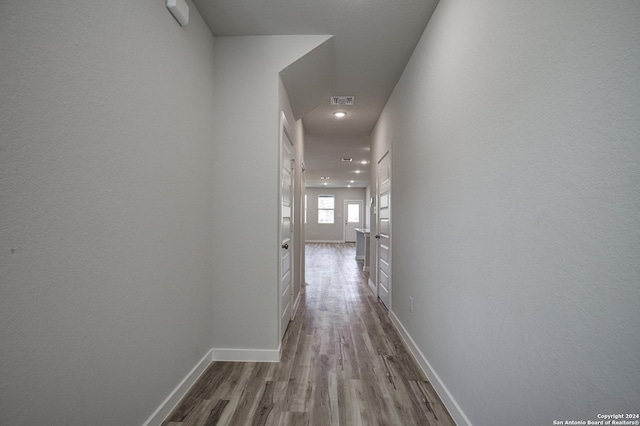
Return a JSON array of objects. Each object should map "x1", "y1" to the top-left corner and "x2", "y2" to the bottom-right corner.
[{"x1": 409, "y1": 296, "x2": 414, "y2": 313}]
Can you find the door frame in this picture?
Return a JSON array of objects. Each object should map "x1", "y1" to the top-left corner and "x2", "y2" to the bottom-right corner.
[
  {"x1": 278, "y1": 112, "x2": 295, "y2": 344},
  {"x1": 297, "y1": 162, "x2": 306, "y2": 306},
  {"x1": 376, "y1": 149, "x2": 391, "y2": 310},
  {"x1": 343, "y1": 199, "x2": 364, "y2": 243}
]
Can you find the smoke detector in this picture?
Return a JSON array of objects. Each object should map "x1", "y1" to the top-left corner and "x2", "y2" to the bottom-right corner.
[{"x1": 331, "y1": 96, "x2": 355, "y2": 106}]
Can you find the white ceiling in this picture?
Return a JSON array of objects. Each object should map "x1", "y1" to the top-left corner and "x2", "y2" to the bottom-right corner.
[
  {"x1": 305, "y1": 134, "x2": 371, "y2": 188},
  {"x1": 193, "y1": 0, "x2": 439, "y2": 187}
]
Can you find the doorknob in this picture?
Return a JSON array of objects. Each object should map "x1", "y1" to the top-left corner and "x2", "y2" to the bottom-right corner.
[
  {"x1": 375, "y1": 235, "x2": 380, "y2": 239},
  {"x1": 282, "y1": 243, "x2": 289, "y2": 250}
]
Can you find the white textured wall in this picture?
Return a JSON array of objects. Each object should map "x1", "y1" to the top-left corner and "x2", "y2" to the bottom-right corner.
[
  {"x1": 211, "y1": 35, "x2": 329, "y2": 351},
  {"x1": 0, "y1": 0, "x2": 216, "y2": 424},
  {"x1": 372, "y1": 0, "x2": 640, "y2": 424}
]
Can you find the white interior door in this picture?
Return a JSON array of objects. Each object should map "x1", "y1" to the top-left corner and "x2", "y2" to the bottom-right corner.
[
  {"x1": 376, "y1": 151, "x2": 391, "y2": 309},
  {"x1": 280, "y1": 114, "x2": 294, "y2": 340},
  {"x1": 344, "y1": 200, "x2": 363, "y2": 243}
]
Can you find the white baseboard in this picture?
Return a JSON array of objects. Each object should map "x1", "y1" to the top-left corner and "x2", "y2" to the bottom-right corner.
[
  {"x1": 143, "y1": 342, "x2": 283, "y2": 425},
  {"x1": 211, "y1": 346, "x2": 281, "y2": 362},
  {"x1": 389, "y1": 311, "x2": 472, "y2": 426},
  {"x1": 143, "y1": 348, "x2": 213, "y2": 426},
  {"x1": 305, "y1": 240, "x2": 344, "y2": 243}
]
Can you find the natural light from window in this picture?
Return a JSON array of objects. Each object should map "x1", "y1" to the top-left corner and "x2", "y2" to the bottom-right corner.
[
  {"x1": 347, "y1": 203, "x2": 360, "y2": 223},
  {"x1": 318, "y1": 195, "x2": 335, "y2": 224}
]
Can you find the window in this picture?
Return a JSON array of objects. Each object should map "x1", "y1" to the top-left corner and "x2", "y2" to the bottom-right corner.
[{"x1": 318, "y1": 195, "x2": 335, "y2": 224}]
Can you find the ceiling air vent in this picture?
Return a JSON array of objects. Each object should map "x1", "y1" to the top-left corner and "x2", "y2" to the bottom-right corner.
[{"x1": 331, "y1": 96, "x2": 355, "y2": 106}]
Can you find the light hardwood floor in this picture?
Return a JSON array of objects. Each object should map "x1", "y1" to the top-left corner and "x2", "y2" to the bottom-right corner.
[{"x1": 163, "y1": 243, "x2": 455, "y2": 426}]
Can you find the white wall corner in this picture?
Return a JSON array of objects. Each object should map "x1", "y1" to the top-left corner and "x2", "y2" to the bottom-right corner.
[
  {"x1": 389, "y1": 312, "x2": 472, "y2": 426},
  {"x1": 292, "y1": 292, "x2": 302, "y2": 320},
  {"x1": 142, "y1": 349, "x2": 214, "y2": 426},
  {"x1": 368, "y1": 278, "x2": 376, "y2": 296}
]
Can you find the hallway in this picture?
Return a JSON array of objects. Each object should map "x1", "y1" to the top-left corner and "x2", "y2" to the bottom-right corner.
[{"x1": 163, "y1": 243, "x2": 454, "y2": 425}]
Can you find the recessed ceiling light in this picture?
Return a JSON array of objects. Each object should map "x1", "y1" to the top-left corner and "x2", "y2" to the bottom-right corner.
[
  {"x1": 347, "y1": 185, "x2": 351, "y2": 188},
  {"x1": 355, "y1": 170, "x2": 361, "y2": 174},
  {"x1": 361, "y1": 160, "x2": 368, "y2": 164},
  {"x1": 333, "y1": 111, "x2": 347, "y2": 118},
  {"x1": 350, "y1": 180, "x2": 355, "y2": 183},
  {"x1": 323, "y1": 182, "x2": 328, "y2": 186}
]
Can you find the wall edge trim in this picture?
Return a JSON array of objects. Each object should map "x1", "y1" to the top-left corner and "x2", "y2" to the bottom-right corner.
[
  {"x1": 292, "y1": 291, "x2": 302, "y2": 319},
  {"x1": 368, "y1": 278, "x2": 376, "y2": 295},
  {"x1": 389, "y1": 311, "x2": 472, "y2": 426}
]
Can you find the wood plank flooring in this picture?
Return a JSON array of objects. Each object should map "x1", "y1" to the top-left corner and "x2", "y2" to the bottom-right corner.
[{"x1": 162, "y1": 243, "x2": 455, "y2": 426}]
